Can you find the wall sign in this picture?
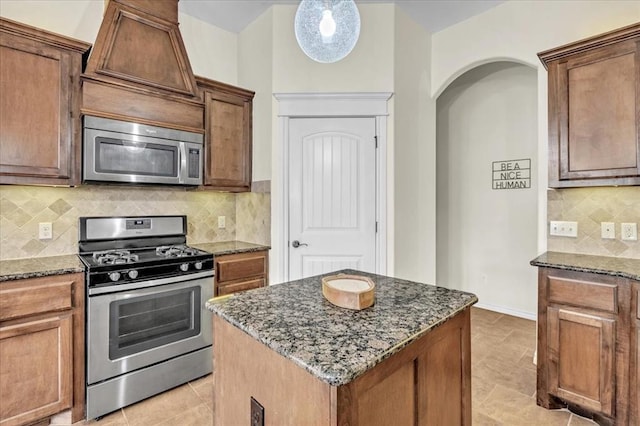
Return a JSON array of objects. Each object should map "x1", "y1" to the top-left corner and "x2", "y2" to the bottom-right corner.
[{"x1": 492, "y1": 159, "x2": 531, "y2": 190}]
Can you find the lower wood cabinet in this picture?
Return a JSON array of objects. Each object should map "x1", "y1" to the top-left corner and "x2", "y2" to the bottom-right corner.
[
  {"x1": 537, "y1": 268, "x2": 633, "y2": 425},
  {"x1": 0, "y1": 273, "x2": 84, "y2": 426},
  {"x1": 0, "y1": 313, "x2": 72, "y2": 426},
  {"x1": 633, "y1": 285, "x2": 640, "y2": 426},
  {"x1": 215, "y1": 250, "x2": 268, "y2": 296},
  {"x1": 635, "y1": 324, "x2": 639, "y2": 426}
]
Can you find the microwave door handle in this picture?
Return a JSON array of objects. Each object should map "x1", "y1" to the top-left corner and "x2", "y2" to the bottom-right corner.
[{"x1": 178, "y1": 143, "x2": 188, "y2": 184}]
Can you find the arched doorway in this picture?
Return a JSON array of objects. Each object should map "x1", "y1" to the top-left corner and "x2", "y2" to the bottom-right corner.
[{"x1": 436, "y1": 61, "x2": 538, "y2": 319}]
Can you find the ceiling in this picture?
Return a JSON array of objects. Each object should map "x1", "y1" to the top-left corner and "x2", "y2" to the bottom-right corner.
[{"x1": 179, "y1": 0, "x2": 506, "y2": 34}]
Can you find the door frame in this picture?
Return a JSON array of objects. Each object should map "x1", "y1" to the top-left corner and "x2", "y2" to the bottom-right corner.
[{"x1": 273, "y1": 92, "x2": 392, "y2": 283}]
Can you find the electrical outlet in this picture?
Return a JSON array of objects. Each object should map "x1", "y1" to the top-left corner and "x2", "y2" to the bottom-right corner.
[
  {"x1": 217, "y1": 216, "x2": 226, "y2": 229},
  {"x1": 621, "y1": 223, "x2": 638, "y2": 241},
  {"x1": 38, "y1": 222, "x2": 52, "y2": 240},
  {"x1": 601, "y1": 222, "x2": 615, "y2": 239},
  {"x1": 549, "y1": 221, "x2": 578, "y2": 237},
  {"x1": 250, "y1": 397, "x2": 264, "y2": 426}
]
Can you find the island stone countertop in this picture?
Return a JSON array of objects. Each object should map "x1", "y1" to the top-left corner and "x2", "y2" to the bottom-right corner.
[
  {"x1": 531, "y1": 251, "x2": 640, "y2": 281},
  {"x1": 207, "y1": 269, "x2": 478, "y2": 386},
  {"x1": 0, "y1": 254, "x2": 84, "y2": 282},
  {"x1": 191, "y1": 240, "x2": 269, "y2": 256}
]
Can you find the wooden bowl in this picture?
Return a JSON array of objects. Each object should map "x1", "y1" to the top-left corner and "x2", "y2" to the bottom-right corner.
[{"x1": 322, "y1": 274, "x2": 375, "y2": 310}]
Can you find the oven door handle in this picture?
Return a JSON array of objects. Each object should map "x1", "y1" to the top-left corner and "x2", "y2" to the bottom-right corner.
[{"x1": 88, "y1": 270, "x2": 214, "y2": 296}]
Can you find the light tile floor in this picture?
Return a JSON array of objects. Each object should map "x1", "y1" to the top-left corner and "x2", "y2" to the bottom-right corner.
[{"x1": 57, "y1": 307, "x2": 597, "y2": 425}]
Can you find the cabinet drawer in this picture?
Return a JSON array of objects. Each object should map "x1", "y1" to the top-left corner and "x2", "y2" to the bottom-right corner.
[
  {"x1": 0, "y1": 276, "x2": 74, "y2": 321},
  {"x1": 216, "y1": 251, "x2": 267, "y2": 283},
  {"x1": 637, "y1": 289, "x2": 640, "y2": 319},
  {"x1": 217, "y1": 278, "x2": 265, "y2": 297},
  {"x1": 548, "y1": 275, "x2": 617, "y2": 313}
]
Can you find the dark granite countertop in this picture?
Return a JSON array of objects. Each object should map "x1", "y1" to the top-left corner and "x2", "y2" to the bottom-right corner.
[
  {"x1": 191, "y1": 241, "x2": 270, "y2": 256},
  {"x1": 531, "y1": 251, "x2": 640, "y2": 281},
  {"x1": 206, "y1": 269, "x2": 477, "y2": 386},
  {"x1": 0, "y1": 255, "x2": 84, "y2": 282},
  {"x1": 0, "y1": 240, "x2": 269, "y2": 283}
]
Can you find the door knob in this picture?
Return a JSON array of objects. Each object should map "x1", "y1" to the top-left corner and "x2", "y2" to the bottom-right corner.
[{"x1": 292, "y1": 240, "x2": 308, "y2": 248}]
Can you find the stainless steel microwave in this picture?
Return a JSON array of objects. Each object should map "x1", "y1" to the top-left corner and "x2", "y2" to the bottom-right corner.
[{"x1": 83, "y1": 116, "x2": 204, "y2": 186}]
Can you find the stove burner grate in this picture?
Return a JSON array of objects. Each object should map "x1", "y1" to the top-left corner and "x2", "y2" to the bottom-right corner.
[
  {"x1": 93, "y1": 249, "x2": 139, "y2": 265},
  {"x1": 155, "y1": 245, "x2": 199, "y2": 258}
]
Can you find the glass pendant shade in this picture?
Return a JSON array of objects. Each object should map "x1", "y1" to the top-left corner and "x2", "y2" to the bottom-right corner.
[{"x1": 295, "y1": 0, "x2": 361, "y2": 63}]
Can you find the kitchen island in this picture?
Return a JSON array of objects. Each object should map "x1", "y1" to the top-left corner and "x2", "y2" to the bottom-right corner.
[{"x1": 206, "y1": 269, "x2": 477, "y2": 425}]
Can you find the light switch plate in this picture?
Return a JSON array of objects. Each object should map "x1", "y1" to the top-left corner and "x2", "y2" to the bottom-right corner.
[
  {"x1": 218, "y1": 216, "x2": 226, "y2": 229},
  {"x1": 39, "y1": 222, "x2": 52, "y2": 240},
  {"x1": 601, "y1": 222, "x2": 615, "y2": 239},
  {"x1": 549, "y1": 221, "x2": 578, "y2": 237},
  {"x1": 621, "y1": 223, "x2": 637, "y2": 241}
]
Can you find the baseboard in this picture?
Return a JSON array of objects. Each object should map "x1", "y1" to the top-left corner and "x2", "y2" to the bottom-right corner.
[{"x1": 474, "y1": 302, "x2": 536, "y2": 321}]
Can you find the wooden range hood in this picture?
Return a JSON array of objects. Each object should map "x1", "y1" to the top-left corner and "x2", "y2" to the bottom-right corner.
[{"x1": 81, "y1": 0, "x2": 204, "y2": 132}]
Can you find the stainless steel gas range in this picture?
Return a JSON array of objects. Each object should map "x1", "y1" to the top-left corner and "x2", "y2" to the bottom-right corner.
[{"x1": 78, "y1": 216, "x2": 213, "y2": 419}]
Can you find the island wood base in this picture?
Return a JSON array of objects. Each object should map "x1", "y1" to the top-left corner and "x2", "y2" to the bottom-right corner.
[{"x1": 213, "y1": 308, "x2": 471, "y2": 425}]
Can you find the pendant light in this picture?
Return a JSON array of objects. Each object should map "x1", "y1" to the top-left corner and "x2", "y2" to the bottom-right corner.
[{"x1": 294, "y1": 0, "x2": 361, "y2": 63}]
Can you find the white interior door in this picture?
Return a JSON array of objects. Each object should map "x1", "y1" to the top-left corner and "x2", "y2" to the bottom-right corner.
[{"x1": 288, "y1": 117, "x2": 377, "y2": 280}]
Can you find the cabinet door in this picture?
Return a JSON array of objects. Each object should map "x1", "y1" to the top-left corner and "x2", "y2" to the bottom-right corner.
[
  {"x1": 636, "y1": 324, "x2": 639, "y2": 425},
  {"x1": 552, "y1": 38, "x2": 639, "y2": 184},
  {"x1": 0, "y1": 313, "x2": 73, "y2": 426},
  {"x1": 635, "y1": 286, "x2": 640, "y2": 425},
  {"x1": 0, "y1": 30, "x2": 81, "y2": 185},
  {"x1": 203, "y1": 91, "x2": 252, "y2": 191},
  {"x1": 547, "y1": 306, "x2": 615, "y2": 416}
]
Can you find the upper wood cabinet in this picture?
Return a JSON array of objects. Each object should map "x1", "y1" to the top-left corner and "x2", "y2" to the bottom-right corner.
[
  {"x1": 197, "y1": 76, "x2": 255, "y2": 192},
  {"x1": 81, "y1": 0, "x2": 203, "y2": 132},
  {"x1": 539, "y1": 23, "x2": 640, "y2": 187},
  {"x1": 0, "y1": 18, "x2": 90, "y2": 186}
]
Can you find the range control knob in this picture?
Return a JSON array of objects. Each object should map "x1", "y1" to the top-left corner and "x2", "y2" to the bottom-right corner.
[
  {"x1": 179, "y1": 263, "x2": 189, "y2": 272},
  {"x1": 128, "y1": 270, "x2": 139, "y2": 279},
  {"x1": 194, "y1": 262, "x2": 203, "y2": 270},
  {"x1": 108, "y1": 272, "x2": 121, "y2": 282}
]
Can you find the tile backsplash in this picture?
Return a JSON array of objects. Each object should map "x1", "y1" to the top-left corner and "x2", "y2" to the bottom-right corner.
[
  {"x1": 236, "y1": 190, "x2": 270, "y2": 247},
  {"x1": 0, "y1": 183, "x2": 271, "y2": 260},
  {"x1": 547, "y1": 186, "x2": 640, "y2": 259}
]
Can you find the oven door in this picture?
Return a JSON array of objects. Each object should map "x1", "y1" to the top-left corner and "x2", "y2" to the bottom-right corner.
[{"x1": 87, "y1": 275, "x2": 213, "y2": 385}]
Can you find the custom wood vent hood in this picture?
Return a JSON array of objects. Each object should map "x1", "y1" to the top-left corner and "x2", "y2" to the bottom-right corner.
[{"x1": 81, "y1": 0, "x2": 204, "y2": 132}]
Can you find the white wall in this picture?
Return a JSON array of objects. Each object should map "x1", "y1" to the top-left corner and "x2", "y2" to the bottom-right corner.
[
  {"x1": 0, "y1": 0, "x2": 102, "y2": 42},
  {"x1": 427, "y1": 1, "x2": 640, "y2": 317},
  {"x1": 392, "y1": 7, "x2": 434, "y2": 283},
  {"x1": 238, "y1": 8, "x2": 274, "y2": 183},
  {"x1": 436, "y1": 62, "x2": 538, "y2": 318},
  {"x1": 271, "y1": 5, "x2": 395, "y2": 93},
  {"x1": 432, "y1": 1, "x2": 640, "y2": 260},
  {"x1": 432, "y1": 1, "x2": 640, "y2": 97},
  {"x1": 179, "y1": 12, "x2": 237, "y2": 84}
]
